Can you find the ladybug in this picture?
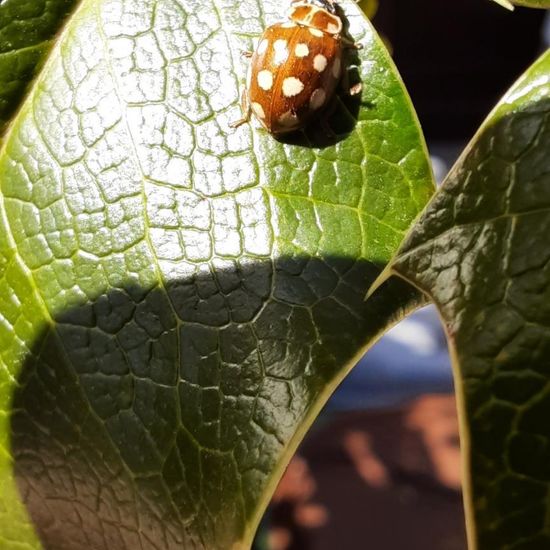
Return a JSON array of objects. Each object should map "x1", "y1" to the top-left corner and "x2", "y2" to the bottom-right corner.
[{"x1": 230, "y1": 0, "x2": 360, "y2": 135}]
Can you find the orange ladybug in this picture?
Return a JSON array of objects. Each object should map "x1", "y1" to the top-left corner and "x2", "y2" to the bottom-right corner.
[{"x1": 231, "y1": 0, "x2": 360, "y2": 135}]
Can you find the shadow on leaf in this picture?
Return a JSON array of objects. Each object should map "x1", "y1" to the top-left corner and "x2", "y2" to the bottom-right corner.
[{"x1": 12, "y1": 255, "x2": 419, "y2": 550}]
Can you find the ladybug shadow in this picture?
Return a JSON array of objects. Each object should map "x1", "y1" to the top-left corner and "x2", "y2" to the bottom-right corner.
[{"x1": 277, "y1": 6, "x2": 365, "y2": 149}]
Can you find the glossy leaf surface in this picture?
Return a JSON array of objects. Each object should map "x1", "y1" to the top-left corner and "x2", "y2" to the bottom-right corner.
[
  {"x1": 388, "y1": 51, "x2": 550, "y2": 549},
  {"x1": 0, "y1": 0, "x2": 433, "y2": 548}
]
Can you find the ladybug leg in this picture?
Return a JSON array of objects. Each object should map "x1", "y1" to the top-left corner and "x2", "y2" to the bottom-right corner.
[
  {"x1": 341, "y1": 36, "x2": 362, "y2": 50},
  {"x1": 229, "y1": 88, "x2": 252, "y2": 129},
  {"x1": 316, "y1": 99, "x2": 339, "y2": 140},
  {"x1": 320, "y1": 116, "x2": 338, "y2": 140},
  {"x1": 241, "y1": 50, "x2": 253, "y2": 58},
  {"x1": 349, "y1": 81, "x2": 362, "y2": 96},
  {"x1": 341, "y1": 65, "x2": 362, "y2": 96}
]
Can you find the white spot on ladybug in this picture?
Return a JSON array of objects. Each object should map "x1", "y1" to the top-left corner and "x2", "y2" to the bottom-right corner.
[
  {"x1": 295, "y1": 43, "x2": 309, "y2": 57},
  {"x1": 309, "y1": 28, "x2": 324, "y2": 37},
  {"x1": 257, "y1": 70, "x2": 273, "y2": 90},
  {"x1": 282, "y1": 77, "x2": 304, "y2": 97},
  {"x1": 273, "y1": 39, "x2": 289, "y2": 65},
  {"x1": 332, "y1": 57, "x2": 341, "y2": 78},
  {"x1": 313, "y1": 54, "x2": 327, "y2": 72},
  {"x1": 309, "y1": 88, "x2": 326, "y2": 110},
  {"x1": 257, "y1": 39, "x2": 269, "y2": 55},
  {"x1": 327, "y1": 22, "x2": 340, "y2": 34},
  {"x1": 278, "y1": 110, "x2": 300, "y2": 127},
  {"x1": 252, "y1": 102, "x2": 265, "y2": 119}
]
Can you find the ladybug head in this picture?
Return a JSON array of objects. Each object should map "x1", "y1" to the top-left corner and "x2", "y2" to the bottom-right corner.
[
  {"x1": 288, "y1": 0, "x2": 343, "y2": 35},
  {"x1": 292, "y1": 0, "x2": 337, "y2": 13}
]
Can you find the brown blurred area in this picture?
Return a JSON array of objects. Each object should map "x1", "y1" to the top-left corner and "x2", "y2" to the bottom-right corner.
[{"x1": 260, "y1": 395, "x2": 466, "y2": 550}]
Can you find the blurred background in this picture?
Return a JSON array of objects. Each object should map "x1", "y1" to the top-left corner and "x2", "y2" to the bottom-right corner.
[{"x1": 255, "y1": 1, "x2": 549, "y2": 548}]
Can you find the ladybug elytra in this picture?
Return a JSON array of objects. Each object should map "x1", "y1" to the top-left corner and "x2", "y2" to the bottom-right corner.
[{"x1": 231, "y1": 0, "x2": 360, "y2": 135}]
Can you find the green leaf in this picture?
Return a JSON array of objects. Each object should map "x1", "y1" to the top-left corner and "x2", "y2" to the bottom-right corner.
[
  {"x1": 491, "y1": 0, "x2": 550, "y2": 9},
  {"x1": 0, "y1": 0, "x2": 79, "y2": 133},
  {"x1": 386, "y1": 51, "x2": 550, "y2": 549},
  {"x1": 0, "y1": 0, "x2": 433, "y2": 547},
  {"x1": 509, "y1": 0, "x2": 550, "y2": 7}
]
